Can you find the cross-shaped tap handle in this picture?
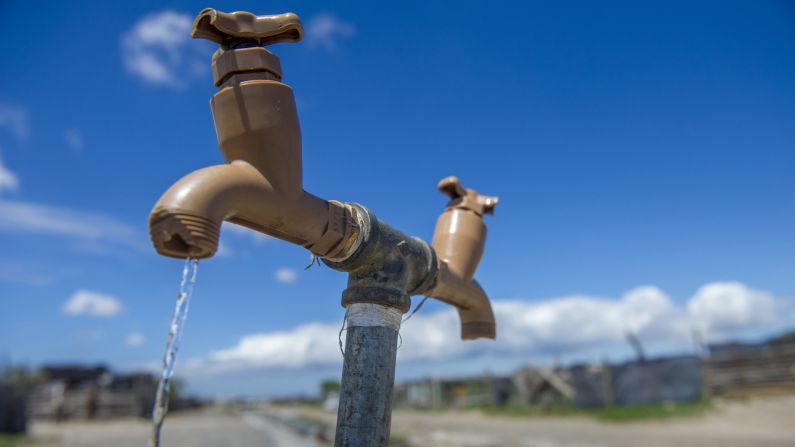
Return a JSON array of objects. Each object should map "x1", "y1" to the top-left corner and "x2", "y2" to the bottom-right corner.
[
  {"x1": 192, "y1": 8, "x2": 303, "y2": 48},
  {"x1": 438, "y1": 176, "x2": 499, "y2": 216}
]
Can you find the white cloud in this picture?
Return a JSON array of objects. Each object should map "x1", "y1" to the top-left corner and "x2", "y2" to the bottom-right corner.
[
  {"x1": 274, "y1": 267, "x2": 298, "y2": 284},
  {"x1": 305, "y1": 13, "x2": 355, "y2": 51},
  {"x1": 121, "y1": 10, "x2": 208, "y2": 88},
  {"x1": 65, "y1": 129, "x2": 84, "y2": 152},
  {"x1": 189, "y1": 322, "x2": 341, "y2": 373},
  {"x1": 0, "y1": 153, "x2": 19, "y2": 193},
  {"x1": 488, "y1": 287, "x2": 687, "y2": 355},
  {"x1": 0, "y1": 200, "x2": 142, "y2": 250},
  {"x1": 63, "y1": 290, "x2": 123, "y2": 317},
  {"x1": 181, "y1": 282, "x2": 793, "y2": 375},
  {"x1": 126, "y1": 332, "x2": 145, "y2": 348},
  {"x1": 688, "y1": 282, "x2": 779, "y2": 337},
  {"x1": 0, "y1": 102, "x2": 30, "y2": 141}
]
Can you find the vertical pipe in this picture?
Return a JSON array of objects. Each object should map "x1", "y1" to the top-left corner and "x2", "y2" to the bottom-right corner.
[{"x1": 335, "y1": 303, "x2": 402, "y2": 447}]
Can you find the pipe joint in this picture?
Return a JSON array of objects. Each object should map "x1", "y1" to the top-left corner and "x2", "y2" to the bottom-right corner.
[{"x1": 324, "y1": 204, "x2": 438, "y2": 313}]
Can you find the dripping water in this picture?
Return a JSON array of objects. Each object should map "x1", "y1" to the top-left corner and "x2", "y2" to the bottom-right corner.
[{"x1": 149, "y1": 258, "x2": 199, "y2": 447}]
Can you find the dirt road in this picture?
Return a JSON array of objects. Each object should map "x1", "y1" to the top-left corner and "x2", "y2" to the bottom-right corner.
[
  {"x1": 30, "y1": 409, "x2": 319, "y2": 447},
  {"x1": 283, "y1": 395, "x2": 795, "y2": 447},
  {"x1": 27, "y1": 396, "x2": 795, "y2": 447}
]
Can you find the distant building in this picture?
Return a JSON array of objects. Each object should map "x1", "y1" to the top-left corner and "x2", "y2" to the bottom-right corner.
[
  {"x1": 395, "y1": 375, "x2": 512, "y2": 409},
  {"x1": 570, "y1": 356, "x2": 703, "y2": 407},
  {"x1": 512, "y1": 365, "x2": 575, "y2": 407},
  {"x1": 394, "y1": 354, "x2": 705, "y2": 410},
  {"x1": 27, "y1": 365, "x2": 157, "y2": 420}
]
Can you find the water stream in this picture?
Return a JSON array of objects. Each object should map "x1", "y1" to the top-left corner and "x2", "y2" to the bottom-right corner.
[{"x1": 149, "y1": 258, "x2": 199, "y2": 447}]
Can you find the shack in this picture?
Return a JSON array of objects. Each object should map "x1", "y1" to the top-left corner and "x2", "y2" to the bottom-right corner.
[
  {"x1": 395, "y1": 374, "x2": 513, "y2": 409},
  {"x1": 570, "y1": 356, "x2": 703, "y2": 407},
  {"x1": 27, "y1": 365, "x2": 157, "y2": 420}
]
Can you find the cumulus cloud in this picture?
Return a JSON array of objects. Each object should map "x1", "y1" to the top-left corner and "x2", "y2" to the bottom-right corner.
[
  {"x1": 121, "y1": 10, "x2": 208, "y2": 88},
  {"x1": 274, "y1": 267, "x2": 298, "y2": 284},
  {"x1": 489, "y1": 287, "x2": 688, "y2": 355},
  {"x1": 65, "y1": 129, "x2": 84, "y2": 152},
  {"x1": 0, "y1": 102, "x2": 30, "y2": 141},
  {"x1": 0, "y1": 153, "x2": 19, "y2": 193},
  {"x1": 63, "y1": 290, "x2": 123, "y2": 317},
  {"x1": 126, "y1": 332, "x2": 145, "y2": 348},
  {"x1": 305, "y1": 13, "x2": 355, "y2": 51},
  {"x1": 187, "y1": 323, "x2": 341, "y2": 373},
  {"x1": 180, "y1": 282, "x2": 791, "y2": 375},
  {"x1": 688, "y1": 282, "x2": 779, "y2": 337},
  {"x1": 0, "y1": 200, "x2": 142, "y2": 250}
]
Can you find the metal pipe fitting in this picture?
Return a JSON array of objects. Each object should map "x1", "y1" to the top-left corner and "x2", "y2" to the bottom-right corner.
[{"x1": 323, "y1": 205, "x2": 437, "y2": 312}]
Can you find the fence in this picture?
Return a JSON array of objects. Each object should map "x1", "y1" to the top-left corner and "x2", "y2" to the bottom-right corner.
[{"x1": 706, "y1": 340, "x2": 795, "y2": 396}]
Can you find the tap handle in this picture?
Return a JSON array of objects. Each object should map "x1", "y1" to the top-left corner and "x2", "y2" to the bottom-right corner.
[
  {"x1": 192, "y1": 8, "x2": 303, "y2": 48},
  {"x1": 438, "y1": 176, "x2": 499, "y2": 216}
]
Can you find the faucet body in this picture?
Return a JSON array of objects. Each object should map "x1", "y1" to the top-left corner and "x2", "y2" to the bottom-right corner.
[
  {"x1": 149, "y1": 8, "x2": 499, "y2": 339},
  {"x1": 150, "y1": 46, "x2": 357, "y2": 260},
  {"x1": 148, "y1": 9, "x2": 501, "y2": 446}
]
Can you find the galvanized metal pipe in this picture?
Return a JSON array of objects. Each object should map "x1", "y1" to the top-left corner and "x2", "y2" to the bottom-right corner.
[{"x1": 334, "y1": 303, "x2": 402, "y2": 447}]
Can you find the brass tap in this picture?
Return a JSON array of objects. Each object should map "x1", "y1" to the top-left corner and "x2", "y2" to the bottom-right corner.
[
  {"x1": 148, "y1": 9, "x2": 499, "y2": 340},
  {"x1": 149, "y1": 9, "x2": 356, "y2": 260}
]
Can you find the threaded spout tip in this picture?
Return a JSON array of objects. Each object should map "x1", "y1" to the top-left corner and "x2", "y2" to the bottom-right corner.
[{"x1": 149, "y1": 209, "x2": 220, "y2": 259}]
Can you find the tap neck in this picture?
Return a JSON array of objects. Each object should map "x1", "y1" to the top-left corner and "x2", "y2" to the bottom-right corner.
[
  {"x1": 211, "y1": 47, "x2": 284, "y2": 87},
  {"x1": 209, "y1": 62, "x2": 303, "y2": 196}
]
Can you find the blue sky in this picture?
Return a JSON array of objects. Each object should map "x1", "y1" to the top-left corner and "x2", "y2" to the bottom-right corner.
[{"x1": 0, "y1": 0, "x2": 793, "y2": 398}]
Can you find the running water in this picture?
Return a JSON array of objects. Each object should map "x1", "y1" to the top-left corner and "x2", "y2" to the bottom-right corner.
[{"x1": 149, "y1": 258, "x2": 199, "y2": 447}]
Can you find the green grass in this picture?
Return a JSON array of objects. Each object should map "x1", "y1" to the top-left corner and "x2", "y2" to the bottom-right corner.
[
  {"x1": 389, "y1": 434, "x2": 411, "y2": 447},
  {"x1": 0, "y1": 434, "x2": 36, "y2": 447},
  {"x1": 483, "y1": 399, "x2": 711, "y2": 422}
]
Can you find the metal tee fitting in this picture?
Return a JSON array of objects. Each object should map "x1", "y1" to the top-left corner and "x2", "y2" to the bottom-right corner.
[{"x1": 323, "y1": 205, "x2": 437, "y2": 313}]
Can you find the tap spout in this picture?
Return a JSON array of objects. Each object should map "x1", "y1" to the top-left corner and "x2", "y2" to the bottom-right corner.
[
  {"x1": 149, "y1": 161, "x2": 339, "y2": 259},
  {"x1": 426, "y1": 176, "x2": 499, "y2": 340},
  {"x1": 427, "y1": 262, "x2": 496, "y2": 340}
]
